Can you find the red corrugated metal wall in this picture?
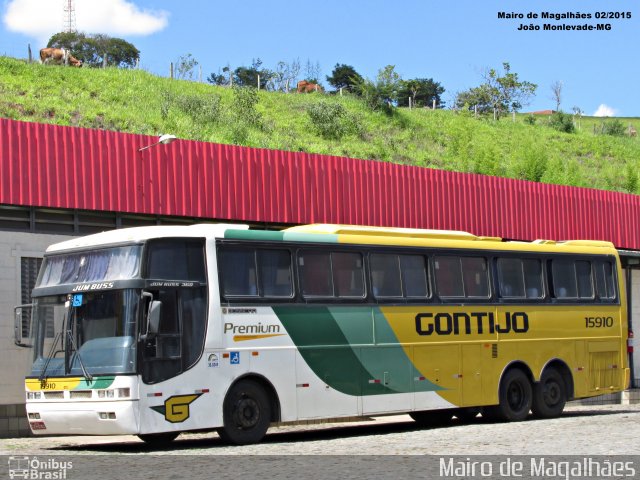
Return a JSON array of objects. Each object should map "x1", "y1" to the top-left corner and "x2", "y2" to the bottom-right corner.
[{"x1": 1, "y1": 118, "x2": 639, "y2": 249}]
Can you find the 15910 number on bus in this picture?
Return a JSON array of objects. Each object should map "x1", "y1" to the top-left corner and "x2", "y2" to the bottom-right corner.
[{"x1": 585, "y1": 316, "x2": 614, "y2": 328}]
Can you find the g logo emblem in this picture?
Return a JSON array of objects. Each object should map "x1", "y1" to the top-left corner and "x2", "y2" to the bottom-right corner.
[{"x1": 151, "y1": 394, "x2": 203, "y2": 423}]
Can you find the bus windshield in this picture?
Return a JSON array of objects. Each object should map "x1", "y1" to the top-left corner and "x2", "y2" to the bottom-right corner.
[
  {"x1": 36, "y1": 245, "x2": 142, "y2": 287},
  {"x1": 29, "y1": 290, "x2": 139, "y2": 378}
]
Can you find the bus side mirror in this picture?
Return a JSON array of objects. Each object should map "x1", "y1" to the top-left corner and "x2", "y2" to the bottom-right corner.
[
  {"x1": 14, "y1": 304, "x2": 33, "y2": 348},
  {"x1": 147, "y1": 301, "x2": 162, "y2": 336}
]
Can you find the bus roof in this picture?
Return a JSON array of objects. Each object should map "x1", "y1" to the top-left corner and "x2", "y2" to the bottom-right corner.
[
  {"x1": 45, "y1": 222, "x2": 618, "y2": 256},
  {"x1": 45, "y1": 223, "x2": 249, "y2": 253}
]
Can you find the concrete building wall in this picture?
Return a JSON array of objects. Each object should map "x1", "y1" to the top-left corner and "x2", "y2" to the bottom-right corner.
[{"x1": 0, "y1": 231, "x2": 74, "y2": 437}]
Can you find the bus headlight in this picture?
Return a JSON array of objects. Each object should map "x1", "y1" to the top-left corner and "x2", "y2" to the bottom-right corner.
[{"x1": 98, "y1": 388, "x2": 130, "y2": 398}]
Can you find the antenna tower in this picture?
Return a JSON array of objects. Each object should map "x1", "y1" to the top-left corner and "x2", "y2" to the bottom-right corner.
[{"x1": 63, "y1": 0, "x2": 77, "y2": 33}]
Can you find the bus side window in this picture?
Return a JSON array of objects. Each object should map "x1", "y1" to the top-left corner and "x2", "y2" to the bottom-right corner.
[
  {"x1": 219, "y1": 247, "x2": 258, "y2": 296},
  {"x1": 332, "y1": 252, "x2": 365, "y2": 298},
  {"x1": 370, "y1": 254, "x2": 402, "y2": 298},
  {"x1": 575, "y1": 260, "x2": 594, "y2": 299},
  {"x1": 461, "y1": 257, "x2": 489, "y2": 298},
  {"x1": 298, "y1": 251, "x2": 332, "y2": 297},
  {"x1": 434, "y1": 256, "x2": 464, "y2": 298},
  {"x1": 258, "y1": 249, "x2": 293, "y2": 297},
  {"x1": 497, "y1": 258, "x2": 525, "y2": 298},
  {"x1": 523, "y1": 259, "x2": 543, "y2": 298},
  {"x1": 400, "y1": 255, "x2": 429, "y2": 298},
  {"x1": 594, "y1": 260, "x2": 616, "y2": 300},
  {"x1": 551, "y1": 259, "x2": 578, "y2": 299}
]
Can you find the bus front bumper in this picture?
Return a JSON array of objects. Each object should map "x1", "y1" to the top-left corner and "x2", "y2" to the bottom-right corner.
[{"x1": 26, "y1": 400, "x2": 140, "y2": 435}]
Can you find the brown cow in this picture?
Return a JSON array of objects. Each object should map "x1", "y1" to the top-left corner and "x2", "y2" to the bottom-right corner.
[
  {"x1": 39, "y1": 48, "x2": 82, "y2": 67},
  {"x1": 297, "y1": 80, "x2": 323, "y2": 93}
]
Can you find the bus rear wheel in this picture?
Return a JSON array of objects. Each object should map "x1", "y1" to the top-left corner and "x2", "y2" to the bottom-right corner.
[
  {"x1": 484, "y1": 369, "x2": 532, "y2": 422},
  {"x1": 218, "y1": 379, "x2": 271, "y2": 445},
  {"x1": 532, "y1": 369, "x2": 566, "y2": 419}
]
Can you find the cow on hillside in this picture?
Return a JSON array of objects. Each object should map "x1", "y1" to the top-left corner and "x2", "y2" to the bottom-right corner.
[
  {"x1": 39, "y1": 48, "x2": 82, "y2": 67},
  {"x1": 297, "y1": 80, "x2": 323, "y2": 93}
]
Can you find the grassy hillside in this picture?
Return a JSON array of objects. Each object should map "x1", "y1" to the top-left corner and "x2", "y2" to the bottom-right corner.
[{"x1": 1, "y1": 56, "x2": 638, "y2": 194}]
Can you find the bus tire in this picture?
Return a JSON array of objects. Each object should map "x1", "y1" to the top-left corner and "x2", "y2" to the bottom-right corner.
[
  {"x1": 532, "y1": 368, "x2": 566, "y2": 419},
  {"x1": 486, "y1": 369, "x2": 532, "y2": 422},
  {"x1": 138, "y1": 432, "x2": 179, "y2": 446},
  {"x1": 410, "y1": 409, "x2": 453, "y2": 427},
  {"x1": 218, "y1": 379, "x2": 271, "y2": 445}
]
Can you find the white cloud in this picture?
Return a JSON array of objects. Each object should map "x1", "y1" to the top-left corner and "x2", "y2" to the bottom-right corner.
[
  {"x1": 593, "y1": 104, "x2": 617, "y2": 117},
  {"x1": 3, "y1": 0, "x2": 169, "y2": 44}
]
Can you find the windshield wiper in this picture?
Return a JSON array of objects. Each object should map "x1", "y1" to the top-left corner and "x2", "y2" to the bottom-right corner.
[
  {"x1": 67, "y1": 330, "x2": 93, "y2": 383},
  {"x1": 38, "y1": 332, "x2": 62, "y2": 382}
]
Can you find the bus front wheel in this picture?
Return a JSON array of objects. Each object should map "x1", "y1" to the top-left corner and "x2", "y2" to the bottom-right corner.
[
  {"x1": 485, "y1": 368, "x2": 532, "y2": 422},
  {"x1": 218, "y1": 379, "x2": 271, "y2": 445},
  {"x1": 532, "y1": 368, "x2": 566, "y2": 419}
]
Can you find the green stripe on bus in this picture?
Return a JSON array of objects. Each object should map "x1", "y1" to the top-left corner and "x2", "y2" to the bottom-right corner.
[
  {"x1": 273, "y1": 306, "x2": 441, "y2": 396},
  {"x1": 224, "y1": 229, "x2": 339, "y2": 244},
  {"x1": 224, "y1": 230, "x2": 286, "y2": 241},
  {"x1": 76, "y1": 376, "x2": 115, "y2": 390}
]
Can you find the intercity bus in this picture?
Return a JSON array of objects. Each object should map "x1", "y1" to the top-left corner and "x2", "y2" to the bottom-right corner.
[{"x1": 17, "y1": 223, "x2": 629, "y2": 445}]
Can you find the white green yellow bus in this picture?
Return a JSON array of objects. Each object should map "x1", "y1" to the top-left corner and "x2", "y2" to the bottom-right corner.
[{"x1": 17, "y1": 223, "x2": 629, "y2": 445}]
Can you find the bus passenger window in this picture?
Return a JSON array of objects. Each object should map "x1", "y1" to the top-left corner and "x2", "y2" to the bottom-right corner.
[
  {"x1": 332, "y1": 252, "x2": 364, "y2": 298},
  {"x1": 498, "y1": 258, "x2": 525, "y2": 298},
  {"x1": 299, "y1": 251, "x2": 332, "y2": 297},
  {"x1": 370, "y1": 254, "x2": 402, "y2": 297},
  {"x1": 434, "y1": 256, "x2": 464, "y2": 297},
  {"x1": 400, "y1": 255, "x2": 428, "y2": 298},
  {"x1": 595, "y1": 261, "x2": 616, "y2": 300},
  {"x1": 523, "y1": 259, "x2": 543, "y2": 298},
  {"x1": 551, "y1": 259, "x2": 578, "y2": 299},
  {"x1": 258, "y1": 249, "x2": 292, "y2": 297},
  {"x1": 461, "y1": 257, "x2": 489, "y2": 298},
  {"x1": 219, "y1": 248, "x2": 258, "y2": 296},
  {"x1": 576, "y1": 261, "x2": 593, "y2": 299}
]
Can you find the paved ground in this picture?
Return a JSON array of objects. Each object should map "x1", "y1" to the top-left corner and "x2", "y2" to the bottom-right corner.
[
  {"x1": 1, "y1": 403, "x2": 639, "y2": 456},
  {"x1": 2, "y1": 405, "x2": 639, "y2": 480}
]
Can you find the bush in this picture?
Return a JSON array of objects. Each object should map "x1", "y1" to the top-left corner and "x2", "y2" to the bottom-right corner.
[
  {"x1": 524, "y1": 114, "x2": 536, "y2": 125},
  {"x1": 601, "y1": 119, "x2": 625, "y2": 137},
  {"x1": 307, "y1": 102, "x2": 361, "y2": 140},
  {"x1": 548, "y1": 112, "x2": 574, "y2": 133},
  {"x1": 231, "y1": 85, "x2": 262, "y2": 128},
  {"x1": 160, "y1": 91, "x2": 221, "y2": 123}
]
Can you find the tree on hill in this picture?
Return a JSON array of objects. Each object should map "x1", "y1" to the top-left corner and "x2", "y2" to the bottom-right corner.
[
  {"x1": 455, "y1": 62, "x2": 536, "y2": 118},
  {"x1": 353, "y1": 65, "x2": 402, "y2": 114},
  {"x1": 397, "y1": 78, "x2": 445, "y2": 108},
  {"x1": 326, "y1": 64, "x2": 363, "y2": 93},
  {"x1": 47, "y1": 32, "x2": 139, "y2": 68},
  {"x1": 207, "y1": 59, "x2": 273, "y2": 89}
]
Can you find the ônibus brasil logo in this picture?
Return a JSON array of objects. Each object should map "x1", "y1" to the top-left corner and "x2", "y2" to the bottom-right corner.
[{"x1": 8, "y1": 456, "x2": 72, "y2": 479}]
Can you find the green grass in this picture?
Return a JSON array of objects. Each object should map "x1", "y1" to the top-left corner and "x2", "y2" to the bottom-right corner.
[{"x1": 1, "y1": 56, "x2": 639, "y2": 194}]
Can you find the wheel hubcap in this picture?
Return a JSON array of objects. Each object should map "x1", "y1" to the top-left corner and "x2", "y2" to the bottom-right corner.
[
  {"x1": 234, "y1": 397, "x2": 260, "y2": 429},
  {"x1": 508, "y1": 382, "x2": 525, "y2": 410},
  {"x1": 544, "y1": 381, "x2": 561, "y2": 406}
]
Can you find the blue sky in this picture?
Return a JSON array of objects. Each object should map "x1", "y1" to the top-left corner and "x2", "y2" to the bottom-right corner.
[{"x1": 1, "y1": 0, "x2": 638, "y2": 116}]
